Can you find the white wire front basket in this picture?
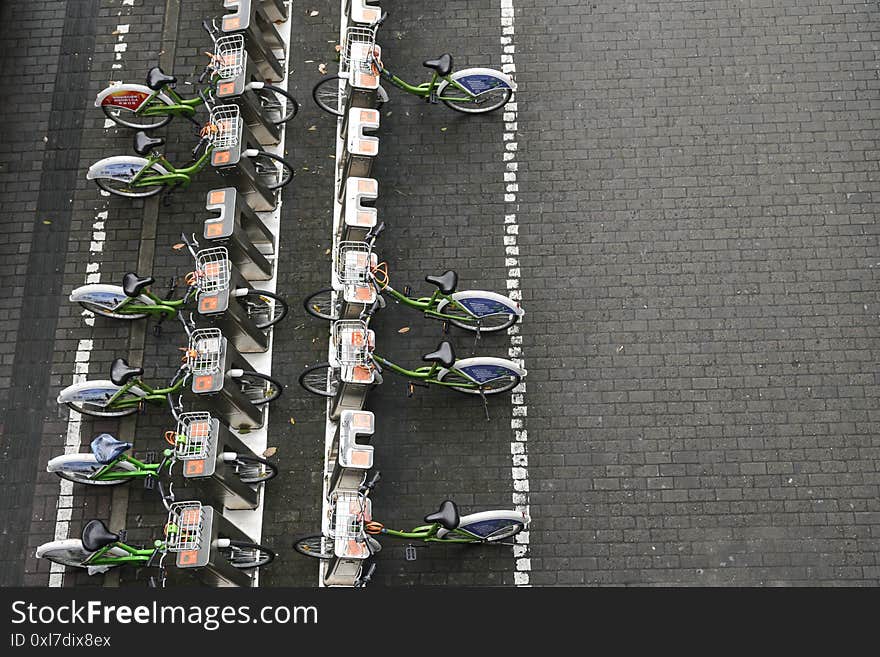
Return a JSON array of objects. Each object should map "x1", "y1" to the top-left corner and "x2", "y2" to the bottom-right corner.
[
  {"x1": 172, "y1": 411, "x2": 214, "y2": 460},
  {"x1": 335, "y1": 241, "x2": 373, "y2": 286},
  {"x1": 328, "y1": 491, "x2": 368, "y2": 540},
  {"x1": 208, "y1": 104, "x2": 240, "y2": 149},
  {"x1": 164, "y1": 501, "x2": 203, "y2": 552},
  {"x1": 342, "y1": 26, "x2": 378, "y2": 75},
  {"x1": 194, "y1": 247, "x2": 230, "y2": 294},
  {"x1": 188, "y1": 328, "x2": 224, "y2": 374},
  {"x1": 213, "y1": 34, "x2": 245, "y2": 79},
  {"x1": 332, "y1": 320, "x2": 372, "y2": 366}
]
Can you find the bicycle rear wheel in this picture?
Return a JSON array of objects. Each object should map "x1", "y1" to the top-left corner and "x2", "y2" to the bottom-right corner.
[
  {"x1": 312, "y1": 74, "x2": 345, "y2": 116},
  {"x1": 65, "y1": 400, "x2": 139, "y2": 418},
  {"x1": 248, "y1": 150, "x2": 293, "y2": 190},
  {"x1": 434, "y1": 300, "x2": 519, "y2": 333},
  {"x1": 228, "y1": 454, "x2": 278, "y2": 484},
  {"x1": 302, "y1": 288, "x2": 337, "y2": 321},
  {"x1": 292, "y1": 535, "x2": 334, "y2": 559},
  {"x1": 254, "y1": 85, "x2": 299, "y2": 125},
  {"x1": 102, "y1": 103, "x2": 173, "y2": 130},
  {"x1": 95, "y1": 169, "x2": 165, "y2": 198},
  {"x1": 298, "y1": 363, "x2": 339, "y2": 398},
  {"x1": 218, "y1": 541, "x2": 275, "y2": 569},
  {"x1": 232, "y1": 370, "x2": 283, "y2": 406},
  {"x1": 239, "y1": 289, "x2": 289, "y2": 329},
  {"x1": 437, "y1": 370, "x2": 520, "y2": 395}
]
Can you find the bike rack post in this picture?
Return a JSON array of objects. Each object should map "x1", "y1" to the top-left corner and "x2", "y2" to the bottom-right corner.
[
  {"x1": 176, "y1": 412, "x2": 261, "y2": 510},
  {"x1": 171, "y1": 504, "x2": 255, "y2": 587},
  {"x1": 204, "y1": 188, "x2": 275, "y2": 281},
  {"x1": 345, "y1": 0, "x2": 381, "y2": 25},
  {"x1": 182, "y1": 329, "x2": 265, "y2": 431},
  {"x1": 211, "y1": 116, "x2": 277, "y2": 212},
  {"x1": 221, "y1": 0, "x2": 285, "y2": 82},
  {"x1": 337, "y1": 176, "x2": 377, "y2": 243},
  {"x1": 193, "y1": 247, "x2": 269, "y2": 353},
  {"x1": 339, "y1": 26, "x2": 383, "y2": 113},
  {"x1": 327, "y1": 410, "x2": 374, "y2": 495},
  {"x1": 339, "y1": 108, "x2": 379, "y2": 190},
  {"x1": 321, "y1": 491, "x2": 371, "y2": 586},
  {"x1": 253, "y1": 0, "x2": 288, "y2": 24}
]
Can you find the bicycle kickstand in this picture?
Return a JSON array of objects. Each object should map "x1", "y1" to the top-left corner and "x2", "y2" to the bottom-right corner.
[
  {"x1": 478, "y1": 388, "x2": 491, "y2": 422},
  {"x1": 407, "y1": 381, "x2": 428, "y2": 398}
]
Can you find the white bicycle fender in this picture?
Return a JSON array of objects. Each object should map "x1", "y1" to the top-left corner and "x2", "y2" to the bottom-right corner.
[
  {"x1": 95, "y1": 84, "x2": 173, "y2": 110},
  {"x1": 68, "y1": 284, "x2": 154, "y2": 310},
  {"x1": 56, "y1": 379, "x2": 147, "y2": 405},
  {"x1": 86, "y1": 156, "x2": 168, "y2": 182},
  {"x1": 449, "y1": 290, "x2": 525, "y2": 317}
]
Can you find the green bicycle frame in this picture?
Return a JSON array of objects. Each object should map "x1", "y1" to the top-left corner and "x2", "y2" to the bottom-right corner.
[
  {"x1": 376, "y1": 524, "x2": 481, "y2": 544},
  {"x1": 82, "y1": 540, "x2": 161, "y2": 567},
  {"x1": 87, "y1": 452, "x2": 169, "y2": 483},
  {"x1": 139, "y1": 86, "x2": 202, "y2": 119},
  {"x1": 371, "y1": 355, "x2": 480, "y2": 390},
  {"x1": 375, "y1": 63, "x2": 476, "y2": 103},
  {"x1": 131, "y1": 144, "x2": 214, "y2": 190},
  {"x1": 382, "y1": 285, "x2": 481, "y2": 325},
  {"x1": 113, "y1": 290, "x2": 188, "y2": 319},
  {"x1": 104, "y1": 372, "x2": 188, "y2": 410}
]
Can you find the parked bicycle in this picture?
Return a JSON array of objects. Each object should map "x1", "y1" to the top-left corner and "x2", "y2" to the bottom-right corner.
[
  {"x1": 299, "y1": 323, "x2": 526, "y2": 399},
  {"x1": 86, "y1": 104, "x2": 292, "y2": 198},
  {"x1": 46, "y1": 427, "x2": 277, "y2": 489},
  {"x1": 57, "y1": 320, "x2": 282, "y2": 418},
  {"x1": 313, "y1": 14, "x2": 515, "y2": 116},
  {"x1": 293, "y1": 472, "x2": 529, "y2": 559},
  {"x1": 303, "y1": 223, "x2": 523, "y2": 333},
  {"x1": 36, "y1": 501, "x2": 274, "y2": 574},
  {"x1": 97, "y1": 27, "x2": 297, "y2": 130},
  {"x1": 70, "y1": 236, "x2": 287, "y2": 332}
]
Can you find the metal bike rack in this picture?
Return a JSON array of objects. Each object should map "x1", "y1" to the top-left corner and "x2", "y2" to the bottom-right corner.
[
  {"x1": 338, "y1": 176, "x2": 377, "y2": 243},
  {"x1": 204, "y1": 188, "x2": 275, "y2": 281},
  {"x1": 170, "y1": 503, "x2": 255, "y2": 587},
  {"x1": 210, "y1": 110, "x2": 277, "y2": 212},
  {"x1": 253, "y1": 0, "x2": 288, "y2": 24},
  {"x1": 182, "y1": 328, "x2": 265, "y2": 431},
  {"x1": 339, "y1": 107, "x2": 379, "y2": 189},
  {"x1": 340, "y1": 26, "x2": 383, "y2": 112},
  {"x1": 332, "y1": 241, "x2": 377, "y2": 319},
  {"x1": 321, "y1": 491, "x2": 371, "y2": 586},
  {"x1": 176, "y1": 412, "x2": 261, "y2": 510},
  {"x1": 328, "y1": 320, "x2": 375, "y2": 421},
  {"x1": 194, "y1": 249, "x2": 269, "y2": 354},
  {"x1": 346, "y1": 0, "x2": 381, "y2": 25},
  {"x1": 221, "y1": 0, "x2": 285, "y2": 82},
  {"x1": 327, "y1": 410, "x2": 374, "y2": 495}
]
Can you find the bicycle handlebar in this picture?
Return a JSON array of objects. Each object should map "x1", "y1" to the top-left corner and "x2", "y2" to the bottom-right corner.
[{"x1": 359, "y1": 471, "x2": 381, "y2": 493}]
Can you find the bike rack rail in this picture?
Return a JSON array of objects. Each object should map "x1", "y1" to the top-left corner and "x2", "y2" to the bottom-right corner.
[
  {"x1": 327, "y1": 410, "x2": 374, "y2": 496},
  {"x1": 178, "y1": 411, "x2": 262, "y2": 510},
  {"x1": 209, "y1": 105, "x2": 277, "y2": 212},
  {"x1": 337, "y1": 176, "x2": 378, "y2": 243},
  {"x1": 221, "y1": 0, "x2": 285, "y2": 82},
  {"x1": 194, "y1": 248, "x2": 270, "y2": 353},
  {"x1": 204, "y1": 187, "x2": 275, "y2": 281},
  {"x1": 182, "y1": 328, "x2": 265, "y2": 431},
  {"x1": 339, "y1": 107, "x2": 379, "y2": 187}
]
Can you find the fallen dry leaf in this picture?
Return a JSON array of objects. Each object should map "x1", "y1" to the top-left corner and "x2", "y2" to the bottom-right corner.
[
  {"x1": 318, "y1": 63, "x2": 327, "y2": 74},
  {"x1": 42, "y1": 220, "x2": 52, "y2": 225},
  {"x1": 324, "y1": 248, "x2": 331, "y2": 255},
  {"x1": 398, "y1": 327, "x2": 411, "y2": 334},
  {"x1": 309, "y1": 10, "x2": 319, "y2": 17},
  {"x1": 308, "y1": 125, "x2": 317, "y2": 131},
  {"x1": 263, "y1": 446, "x2": 278, "y2": 457},
  {"x1": 440, "y1": 127, "x2": 448, "y2": 132},
  {"x1": 172, "y1": 243, "x2": 186, "y2": 250},
  {"x1": 616, "y1": 345, "x2": 624, "y2": 353}
]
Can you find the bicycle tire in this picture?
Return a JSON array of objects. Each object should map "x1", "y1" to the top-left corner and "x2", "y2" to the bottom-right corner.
[
  {"x1": 438, "y1": 71, "x2": 513, "y2": 114},
  {"x1": 239, "y1": 289, "x2": 289, "y2": 329},
  {"x1": 312, "y1": 73, "x2": 345, "y2": 117},
  {"x1": 64, "y1": 400, "x2": 139, "y2": 418},
  {"x1": 292, "y1": 535, "x2": 334, "y2": 559},
  {"x1": 219, "y1": 540, "x2": 275, "y2": 569},
  {"x1": 229, "y1": 454, "x2": 278, "y2": 485},
  {"x1": 436, "y1": 370, "x2": 521, "y2": 396},
  {"x1": 51, "y1": 455, "x2": 137, "y2": 486},
  {"x1": 302, "y1": 288, "x2": 337, "y2": 321},
  {"x1": 232, "y1": 370, "x2": 283, "y2": 406},
  {"x1": 101, "y1": 102, "x2": 174, "y2": 130},
  {"x1": 248, "y1": 150, "x2": 293, "y2": 190},
  {"x1": 434, "y1": 298, "x2": 519, "y2": 333},
  {"x1": 255, "y1": 85, "x2": 299, "y2": 125},
  {"x1": 94, "y1": 167, "x2": 165, "y2": 198},
  {"x1": 298, "y1": 363, "x2": 339, "y2": 398}
]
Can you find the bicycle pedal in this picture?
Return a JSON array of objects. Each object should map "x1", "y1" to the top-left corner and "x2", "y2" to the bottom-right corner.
[
  {"x1": 405, "y1": 545, "x2": 417, "y2": 561},
  {"x1": 402, "y1": 284, "x2": 412, "y2": 297},
  {"x1": 118, "y1": 530, "x2": 127, "y2": 542},
  {"x1": 406, "y1": 383, "x2": 414, "y2": 398},
  {"x1": 441, "y1": 321, "x2": 449, "y2": 334},
  {"x1": 152, "y1": 323, "x2": 162, "y2": 337},
  {"x1": 143, "y1": 477, "x2": 155, "y2": 490}
]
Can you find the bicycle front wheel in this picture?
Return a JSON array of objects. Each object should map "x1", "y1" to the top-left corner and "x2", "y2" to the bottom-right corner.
[
  {"x1": 434, "y1": 299, "x2": 519, "y2": 333},
  {"x1": 218, "y1": 541, "x2": 275, "y2": 569},
  {"x1": 228, "y1": 455, "x2": 278, "y2": 485},
  {"x1": 437, "y1": 370, "x2": 520, "y2": 395},
  {"x1": 239, "y1": 289, "x2": 289, "y2": 329},
  {"x1": 293, "y1": 535, "x2": 334, "y2": 559},
  {"x1": 312, "y1": 74, "x2": 345, "y2": 116},
  {"x1": 232, "y1": 370, "x2": 283, "y2": 406},
  {"x1": 298, "y1": 363, "x2": 339, "y2": 398},
  {"x1": 95, "y1": 169, "x2": 165, "y2": 198},
  {"x1": 101, "y1": 102, "x2": 174, "y2": 130},
  {"x1": 254, "y1": 85, "x2": 299, "y2": 125},
  {"x1": 249, "y1": 150, "x2": 293, "y2": 190},
  {"x1": 302, "y1": 288, "x2": 337, "y2": 321}
]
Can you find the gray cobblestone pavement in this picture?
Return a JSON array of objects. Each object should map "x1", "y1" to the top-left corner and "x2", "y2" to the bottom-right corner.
[{"x1": 0, "y1": 0, "x2": 878, "y2": 587}]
